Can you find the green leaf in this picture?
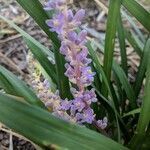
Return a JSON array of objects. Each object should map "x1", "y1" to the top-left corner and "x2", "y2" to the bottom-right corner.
[
  {"x1": 113, "y1": 72, "x2": 125, "y2": 108},
  {"x1": 140, "y1": 127, "x2": 150, "y2": 150},
  {"x1": 16, "y1": 0, "x2": 72, "y2": 99},
  {"x1": 0, "y1": 15, "x2": 54, "y2": 60},
  {"x1": 0, "y1": 15, "x2": 57, "y2": 85},
  {"x1": 87, "y1": 42, "x2": 119, "y2": 111},
  {"x1": 24, "y1": 37, "x2": 57, "y2": 84},
  {"x1": 34, "y1": 62, "x2": 56, "y2": 92},
  {"x1": 16, "y1": 0, "x2": 58, "y2": 44},
  {"x1": 129, "y1": 38, "x2": 150, "y2": 149},
  {"x1": 102, "y1": 0, "x2": 121, "y2": 96},
  {"x1": 121, "y1": 10, "x2": 145, "y2": 43},
  {"x1": 87, "y1": 42, "x2": 121, "y2": 141},
  {"x1": 89, "y1": 40, "x2": 136, "y2": 109},
  {"x1": 0, "y1": 66, "x2": 45, "y2": 109},
  {"x1": 0, "y1": 93, "x2": 128, "y2": 150},
  {"x1": 133, "y1": 38, "x2": 150, "y2": 98},
  {"x1": 122, "y1": 108, "x2": 141, "y2": 118},
  {"x1": 112, "y1": 62, "x2": 136, "y2": 109},
  {"x1": 124, "y1": 29, "x2": 143, "y2": 57},
  {"x1": 117, "y1": 12, "x2": 128, "y2": 75},
  {"x1": 122, "y1": 0, "x2": 150, "y2": 32}
]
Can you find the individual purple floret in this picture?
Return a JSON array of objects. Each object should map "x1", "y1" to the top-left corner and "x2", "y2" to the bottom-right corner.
[
  {"x1": 44, "y1": 0, "x2": 107, "y2": 129},
  {"x1": 46, "y1": 12, "x2": 65, "y2": 34},
  {"x1": 80, "y1": 66, "x2": 96, "y2": 86},
  {"x1": 67, "y1": 30, "x2": 87, "y2": 46},
  {"x1": 96, "y1": 117, "x2": 108, "y2": 129},
  {"x1": 44, "y1": 0, "x2": 66, "y2": 10},
  {"x1": 76, "y1": 108, "x2": 95, "y2": 124},
  {"x1": 59, "y1": 99, "x2": 72, "y2": 111}
]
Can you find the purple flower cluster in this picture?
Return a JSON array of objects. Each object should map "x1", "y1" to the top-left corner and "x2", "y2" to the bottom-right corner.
[{"x1": 44, "y1": 0, "x2": 107, "y2": 129}]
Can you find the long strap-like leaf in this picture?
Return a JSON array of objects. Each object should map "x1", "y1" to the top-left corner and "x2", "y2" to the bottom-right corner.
[
  {"x1": 102, "y1": 0, "x2": 121, "y2": 97},
  {"x1": 0, "y1": 15, "x2": 57, "y2": 84},
  {"x1": 0, "y1": 66, "x2": 45, "y2": 109},
  {"x1": 129, "y1": 38, "x2": 150, "y2": 149},
  {"x1": 122, "y1": 0, "x2": 150, "y2": 32},
  {"x1": 24, "y1": 37, "x2": 57, "y2": 84},
  {"x1": 133, "y1": 38, "x2": 150, "y2": 98},
  {"x1": 117, "y1": 13, "x2": 128, "y2": 76},
  {"x1": 16, "y1": 0, "x2": 72, "y2": 99},
  {"x1": 0, "y1": 93, "x2": 128, "y2": 150}
]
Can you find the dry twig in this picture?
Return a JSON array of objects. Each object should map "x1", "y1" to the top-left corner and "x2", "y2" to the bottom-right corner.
[
  {"x1": 0, "y1": 34, "x2": 21, "y2": 44},
  {"x1": 0, "y1": 51, "x2": 24, "y2": 75},
  {"x1": 93, "y1": 0, "x2": 108, "y2": 13}
]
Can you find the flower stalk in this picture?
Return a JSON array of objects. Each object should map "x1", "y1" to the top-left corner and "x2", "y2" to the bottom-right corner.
[{"x1": 44, "y1": 0, "x2": 107, "y2": 128}]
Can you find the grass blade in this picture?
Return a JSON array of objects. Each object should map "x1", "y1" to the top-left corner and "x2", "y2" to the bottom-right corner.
[
  {"x1": 0, "y1": 66, "x2": 45, "y2": 108},
  {"x1": 121, "y1": 10, "x2": 145, "y2": 43},
  {"x1": 133, "y1": 38, "x2": 150, "y2": 98},
  {"x1": 0, "y1": 15, "x2": 57, "y2": 84},
  {"x1": 140, "y1": 127, "x2": 150, "y2": 150},
  {"x1": 87, "y1": 42, "x2": 119, "y2": 111},
  {"x1": 0, "y1": 15, "x2": 54, "y2": 59},
  {"x1": 124, "y1": 29, "x2": 143, "y2": 57},
  {"x1": 122, "y1": 108, "x2": 141, "y2": 118},
  {"x1": 117, "y1": 13, "x2": 128, "y2": 75},
  {"x1": 122, "y1": 0, "x2": 150, "y2": 31},
  {"x1": 87, "y1": 42, "x2": 121, "y2": 141},
  {"x1": 0, "y1": 93, "x2": 128, "y2": 150},
  {"x1": 113, "y1": 62, "x2": 136, "y2": 109},
  {"x1": 24, "y1": 37, "x2": 57, "y2": 84},
  {"x1": 16, "y1": 0, "x2": 58, "y2": 44},
  {"x1": 102, "y1": 0, "x2": 121, "y2": 96},
  {"x1": 129, "y1": 43, "x2": 150, "y2": 148},
  {"x1": 89, "y1": 39, "x2": 136, "y2": 109},
  {"x1": 16, "y1": 0, "x2": 72, "y2": 99}
]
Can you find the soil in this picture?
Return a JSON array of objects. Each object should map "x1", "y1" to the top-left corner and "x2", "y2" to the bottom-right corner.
[{"x1": 0, "y1": 131, "x2": 35, "y2": 150}]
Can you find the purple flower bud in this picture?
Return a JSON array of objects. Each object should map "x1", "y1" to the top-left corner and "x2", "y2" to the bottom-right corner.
[
  {"x1": 83, "y1": 89, "x2": 97, "y2": 105},
  {"x1": 67, "y1": 31, "x2": 77, "y2": 42},
  {"x1": 96, "y1": 117, "x2": 108, "y2": 129},
  {"x1": 67, "y1": 30, "x2": 87, "y2": 46},
  {"x1": 46, "y1": 12, "x2": 65, "y2": 34},
  {"x1": 65, "y1": 9, "x2": 85, "y2": 26},
  {"x1": 80, "y1": 66, "x2": 96, "y2": 86},
  {"x1": 44, "y1": 1, "x2": 56, "y2": 10},
  {"x1": 76, "y1": 108, "x2": 95, "y2": 124},
  {"x1": 73, "y1": 9, "x2": 85, "y2": 23},
  {"x1": 44, "y1": 0, "x2": 66, "y2": 10},
  {"x1": 72, "y1": 97, "x2": 86, "y2": 112},
  {"x1": 57, "y1": 0, "x2": 66, "y2": 6},
  {"x1": 67, "y1": 9, "x2": 74, "y2": 21},
  {"x1": 76, "y1": 30, "x2": 87, "y2": 45},
  {"x1": 59, "y1": 99, "x2": 72, "y2": 110},
  {"x1": 60, "y1": 43, "x2": 68, "y2": 55},
  {"x1": 64, "y1": 64, "x2": 75, "y2": 80},
  {"x1": 83, "y1": 108, "x2": 95, "y2": 124},
  {"x1": 43, "y1": 79, "x2": 50, "y2": 89},
  {"x1": 76, "y1": 48, "x2": 91, "y2": 65}
]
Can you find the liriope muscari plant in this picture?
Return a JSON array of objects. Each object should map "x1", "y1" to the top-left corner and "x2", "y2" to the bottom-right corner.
[{"x1": 0, "y1": 0, "x2": 150, "y2": 149}]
